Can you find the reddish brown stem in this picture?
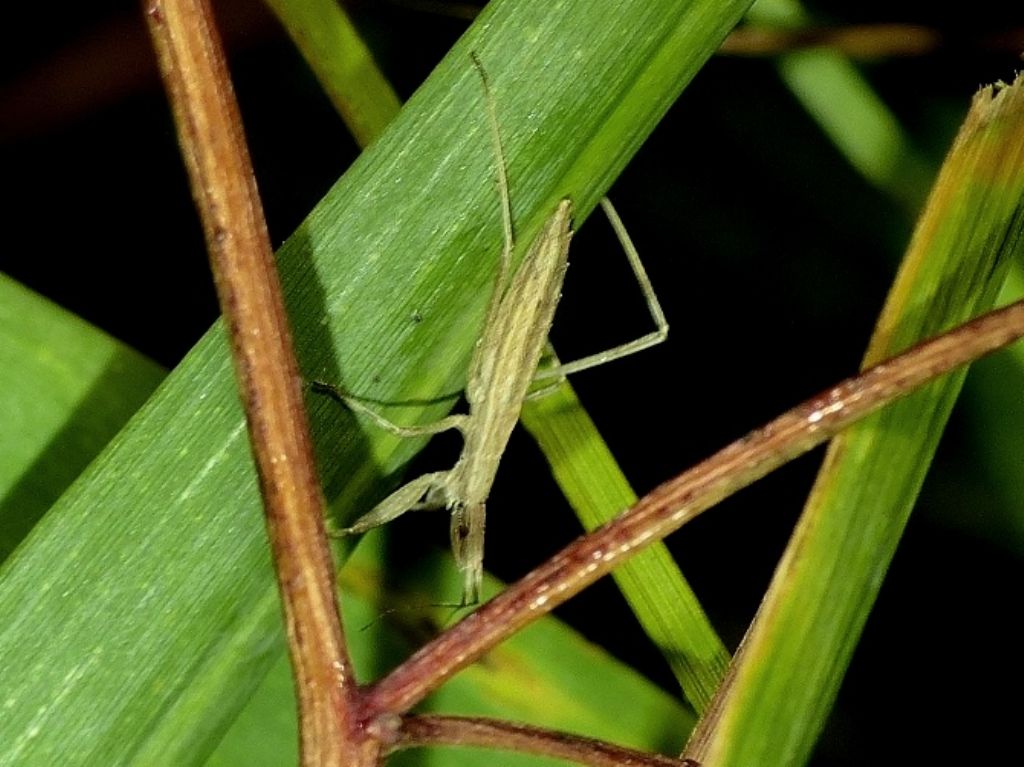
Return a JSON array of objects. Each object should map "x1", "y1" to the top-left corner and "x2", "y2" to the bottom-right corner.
[
  {"x1": 396, "y1": 715, "x2": 691, "y2": 767},
  {"x1": 143, "y1": 0, "x2": 365, "y2": 763},
  {"x1": 362, "y1": 298, "x2": 1024, "y2": 718}
]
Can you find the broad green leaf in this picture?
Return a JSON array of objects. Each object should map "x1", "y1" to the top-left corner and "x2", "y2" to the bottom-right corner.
[
  {"x1": 0, "y1": 273, "x2": 689, "y2": 767},
  {"x1": 0, "y1": 1, "x2": 753, "y2": 764},
  {"x1": 689, "y1": 76, "x2": 1024, "y2": 766}
]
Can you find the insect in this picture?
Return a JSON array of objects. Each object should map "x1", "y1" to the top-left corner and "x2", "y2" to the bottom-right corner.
[{"x1": 318, "y1": 57, "x2": 668, "y2": 604}]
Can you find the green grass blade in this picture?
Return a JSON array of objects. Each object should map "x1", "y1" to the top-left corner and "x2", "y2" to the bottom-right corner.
[
  {"x1": 520, "y1": 382, "x2": 730, "y2": 713},
  {"x1": 691, "y1": 77, "x2": 1024, "y2": 766},
  {"x1": 0, "y1": 274, "x2": 163, "y2": 562},
  {"x1": 747, "y1": 0, "x2": 933, "y2": 210},
  {"x1": 266, "y1": 0, "x2": 730, "y2": 713},
  {"x1": 0, "y1": 1, "x2": 752, "y2": 764},
  {"x1": 960, "y1": 269, "x2": 1024, "y2": 544},
  {"x1": 262, "y1": 0, "x2": 401, "y2": 147},
  {"x1": 748, "y1": 0, "x2": 1024, "y2": 553}
]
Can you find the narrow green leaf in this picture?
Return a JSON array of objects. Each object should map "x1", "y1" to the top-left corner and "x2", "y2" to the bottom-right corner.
[
  {"x1": 692, "y1": 76, "x2": 1024, "y2": 766},
  {"x1": 0, "y1": 1, "x2": 752, "y2": 764},
  {"x1": 520, "y1": 382, "x2": 729, "y2": 713},
  {"x1": 747, "y1": 0, "x2": 1024, "y2": 555},
  {"x1": 262, "y1": 0, "x2": 401, "y2": 147},
  {"x1": 747, "y1": 0, "x2": 933, "y2": 210},
  {"x1": 960, "y1": 269, "x2": 1024, "y2": 545}
]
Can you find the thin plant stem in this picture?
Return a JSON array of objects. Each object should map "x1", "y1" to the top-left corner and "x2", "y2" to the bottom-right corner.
[
  {"x1": 143, "y1": 0, "x2": 365, "y2": 763},
  {"x1": 395, "y1": 715, "x2": 693, "y2": 767}
]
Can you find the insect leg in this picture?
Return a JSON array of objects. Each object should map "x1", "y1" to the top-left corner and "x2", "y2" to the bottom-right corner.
[
  {"x1": 312, "y1": 380, "x2": 469, "y2": 438},
  {"x1": 472, "y1": 52, "x2": 515, "y2": 298},
  {"x1": 532, "y1": 196, "x2": 669, "y2": 383},
  {"x1": 340, "y1": 470, "x2": 452, "y2": 535}
]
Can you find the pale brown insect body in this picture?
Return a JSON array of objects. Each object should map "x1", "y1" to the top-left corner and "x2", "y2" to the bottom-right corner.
[
  {"x1": 448, "y1": 201, "x2": 573, "y2": 601},
  {"x1": 338, "y1": 202, "x2": 573, "y2": 604}
]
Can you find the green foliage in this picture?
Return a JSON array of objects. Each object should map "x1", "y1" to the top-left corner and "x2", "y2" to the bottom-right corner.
[
  {"x1": 0, "y1": 1, "x2": 753, "y2": 764},
  {"x1": 1, "y1": 1, "x2": 1022, "y2": 765}
]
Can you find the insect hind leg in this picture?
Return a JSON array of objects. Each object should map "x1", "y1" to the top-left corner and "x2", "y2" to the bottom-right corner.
[{"x1": 531, "y1": 196, "x2": 669, "y2": 385}]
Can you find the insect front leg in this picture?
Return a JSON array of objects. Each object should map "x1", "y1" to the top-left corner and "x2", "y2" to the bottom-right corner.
[
  {"x1": 311, "y1": 380, "x2": 469, "y2": 439},
  {"x1": 341, "y1": 471, "x2": 452, "y2": 535}
]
